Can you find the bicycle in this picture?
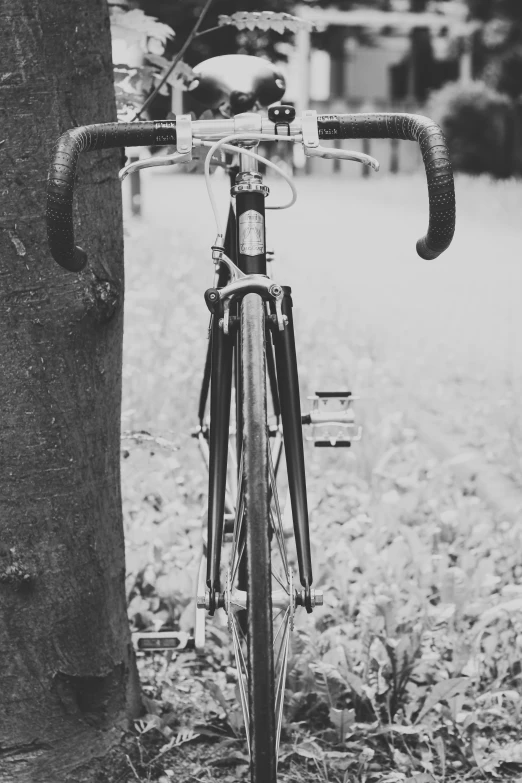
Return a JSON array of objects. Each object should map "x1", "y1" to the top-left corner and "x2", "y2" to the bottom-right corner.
[{"x1": 47, "y1": 53, "x2": 455, "y2": 783}]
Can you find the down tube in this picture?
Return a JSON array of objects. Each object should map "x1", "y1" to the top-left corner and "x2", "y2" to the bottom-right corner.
[{"x1": 271, "y1": 288, "x2": 313, "y2": 593}]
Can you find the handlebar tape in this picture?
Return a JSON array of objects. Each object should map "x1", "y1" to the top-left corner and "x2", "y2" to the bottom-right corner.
[
  {"x1": 47, "y1": 114, "x2": 454, "y2": 271},
  {"x1": 47, "y1": 121, "x2": 177, "y2": 271},
  {"x1": 318, "y1": 113, "x2": 455, "y2": 259}
]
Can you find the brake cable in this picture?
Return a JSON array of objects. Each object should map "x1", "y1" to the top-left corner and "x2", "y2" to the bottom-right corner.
[{"x1": 201, "y1": 133, "x2": 298, "y2": 237}]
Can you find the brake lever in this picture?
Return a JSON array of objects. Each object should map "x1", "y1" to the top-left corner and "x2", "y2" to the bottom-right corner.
[
  {"x1": 300, "y1": 109, "x2": 379, "y2": 171},
  {"x1": 305, "y1": 145, "x2": 380, "y2": 171},
  {"x1": 119, "y1": 150, "x2": 193, "y2": 181}
]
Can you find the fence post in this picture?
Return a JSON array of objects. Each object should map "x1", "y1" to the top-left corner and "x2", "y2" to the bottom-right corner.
[
  {"x1": 333, "y1": 138, "x2": 342, "y2": 173},
  {"x1": 126, "y1": 148, "x2": 142, "y2": 216},
  {"x1": 362, "y1": 137, "x2": 371, "y2": 177},
  {"x1": 513, "y1": 100, "x2": 522, "y2": 177},
  {"x1": 361, "y1": 101, "x2": 375, "y2": 178},
  {"x1": 390, "y1": 137, "x2": 399, "y2": 174},
  {"x1": 294, "y1": 23, "x2": 311, "y2": 176},
  {"x1": 331, "y1": 100, "x2": 347, "y2": 175}
]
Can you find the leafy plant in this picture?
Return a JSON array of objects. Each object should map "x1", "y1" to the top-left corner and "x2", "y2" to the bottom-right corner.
[
  {"x1": 427, "y1": 80, "x2": 514, "y2": 178},
  {"x1": 468, "y1": 0, "x2": 522, "y2": 98},
  {"x1": 217, "y1": 11, "x2": 313, "y2": 34},
  {"x1": 110, "y1": 5, "x2": 314, "y2": 121},
  {"x1": 110, "y1": 3, "x2": 177, "y2": 118},
  {"x1": 120, "y1": 185, "x2": 522, "y2": 780}
]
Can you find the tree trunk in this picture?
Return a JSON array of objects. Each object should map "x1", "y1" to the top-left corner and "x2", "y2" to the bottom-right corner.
[{"x1": 0, "y1": 1, "x2": 140, "y2": 781}]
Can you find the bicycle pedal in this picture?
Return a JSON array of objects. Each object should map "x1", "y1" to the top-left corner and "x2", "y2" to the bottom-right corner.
[
  {"x1": 312, "y1": 390, "x2": 353, "y2": 399},
  {"x1": 132, "y1": 631, "x2": 195, "y2": 652},
  {"x1": 223, "y1": 513, "x2": 235, "y2": 537},
  {"x1": 302, "y1": 390, "x2": 361, "y2": 447},
  {"x1": 314, "y1": 438, "x2": 354, "y2": 447}
]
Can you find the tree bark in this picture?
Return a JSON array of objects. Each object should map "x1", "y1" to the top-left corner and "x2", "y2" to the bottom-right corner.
[{"x1": 0, "y1": 1, "x2": 140, "y2": 781}]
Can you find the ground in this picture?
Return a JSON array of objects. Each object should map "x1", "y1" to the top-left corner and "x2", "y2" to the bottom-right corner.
[{"x1": 118, "y1": 168, "x2": 522, "y2": 782}]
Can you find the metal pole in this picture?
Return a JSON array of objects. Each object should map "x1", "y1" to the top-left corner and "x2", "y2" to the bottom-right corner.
[
  {"x1": 128, "y1": 156, "x2": 141, "y2": 216},
  {"x1": 390, "y1": 137, "x2": 399, "y2": 174},
  {"x1": 295, "y1": 24, "x2": 311, "y2": 176},
  {"x1": 459, "y1": 34, "x2": 473, "y2": 84}
]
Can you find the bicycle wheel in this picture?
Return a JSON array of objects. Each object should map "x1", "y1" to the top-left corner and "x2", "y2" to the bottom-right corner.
[{"x1": 225, "y1": 293, "x2": 294, "y2": 782}]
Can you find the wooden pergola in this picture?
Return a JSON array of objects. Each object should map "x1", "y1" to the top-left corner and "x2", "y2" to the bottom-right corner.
[
  {"x1": 293, "y1": 6, "x2": 479, "y2": 112},
  {"x1": 304, "y1": 7, "x2": 471, "y2": 33}
]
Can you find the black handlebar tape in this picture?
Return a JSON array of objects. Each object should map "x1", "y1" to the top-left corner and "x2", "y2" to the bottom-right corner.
[
  {"x1": 47, "y1": 121, "x2": 177, "y2": 271},
  {"x1": 317, "y1": 113, "x2": 455, "y2": 260}
]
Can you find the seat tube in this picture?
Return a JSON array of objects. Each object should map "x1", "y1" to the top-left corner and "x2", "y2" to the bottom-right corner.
[{"x1": 271, "y1": 288, "x2": 313, "y2": 591}]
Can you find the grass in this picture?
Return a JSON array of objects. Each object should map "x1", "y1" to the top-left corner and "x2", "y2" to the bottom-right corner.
[{"x1": 120, "y1": 170, "x2": 522, "y2": 782}]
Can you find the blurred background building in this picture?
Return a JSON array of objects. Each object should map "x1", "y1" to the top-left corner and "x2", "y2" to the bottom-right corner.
[{"x1": 285, "y1": 3, "x2": 474, "y2": 110}]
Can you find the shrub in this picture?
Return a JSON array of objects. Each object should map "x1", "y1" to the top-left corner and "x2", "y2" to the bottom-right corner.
[{"x1": 427, "y1": 80, "x2": 514, "y2": 178}]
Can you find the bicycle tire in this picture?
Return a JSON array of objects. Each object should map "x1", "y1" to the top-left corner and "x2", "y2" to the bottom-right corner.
[
  {"x1": 240, "y1": 293, "x2": 276, "y2": 781},
  {"x1": 225, "y1": 293, "x2": 294, "y2": 781}
]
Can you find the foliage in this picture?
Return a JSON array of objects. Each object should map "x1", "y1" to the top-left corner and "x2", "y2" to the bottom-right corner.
[
  {"x1": 117, "y1": 173, "x2": 522, "y2": 781},
  {"x1": 138, "y1": 0, "x2": 388, "y2": 73},
  {"x1": 110, "y1": 4, "x2": 313, "y2": 120},
  {"x1": 468, "y1": 0, "x2": 522, "y2": 98},
  {"x1": 482, "y1": 41, "x2": 522, "y2": 99},
  {"x1": 467, "y1": 0, "x2": 522, "y2": 23},
  {"x1": 111, "y1": 6, "x2": 175, "y2": 47},
  {"x1": 217, "y1": 11, "x2": 314, "y2": 34},
  {"x1": 427, "y1": 80, "x2": 514, "y2": 177},
  {"x1": 110, "y1": 3, "x2": 178, "y2": 118},
  {"x1": 122, "y1": 392, "x2": 522, "y2": 781},
  {"x1": 139, "y1": 0, "x2": 299, "y2": 66}
]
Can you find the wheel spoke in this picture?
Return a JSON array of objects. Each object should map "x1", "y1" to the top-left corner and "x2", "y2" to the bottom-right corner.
[
  {"x1": 271, "y1": 428, "x2": 284, "y2": 479},
  {"x1": 224, "y1": 430, "x2": 294, "y2": 772},
  {"x1": 229, "y1": 449, "x2": 244, "y2": 581},
  {"x1": 273, "y1": 608, "x2": 290, "y2": 675},
  {"x1": 274, "y1": 614, "x2": 291, "y2": 760},
  {"x1": 269, "y1": 508, "x2": 289, "y2": 577},
  {"x1": 268, "y1": 448, "x2": 289, "y2": 573},
  {"x1": 228, "y1": 437, "x2": 238, "y2": 504},
  {"x1": 272, "y1": 568, "x2": 289, "y2": 594},
  {"x1": 272, "y1": 606, "x2": 287, "y2": 649},
  {"x1": 231, "y1": 613, "x2": 251, "y2": 755},
  {"x1": 231, "y1": 534, "x2": 246, "y2": 587}
]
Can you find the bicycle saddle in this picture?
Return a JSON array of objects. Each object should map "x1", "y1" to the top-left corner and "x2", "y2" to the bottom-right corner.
[{"x1": 191, "y1": 54, "x2": 286, "y2": 116}]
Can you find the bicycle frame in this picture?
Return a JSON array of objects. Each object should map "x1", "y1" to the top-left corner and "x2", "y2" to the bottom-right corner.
[{"x1": 199, "y1": 151, "x2": 314, "y2": 615}]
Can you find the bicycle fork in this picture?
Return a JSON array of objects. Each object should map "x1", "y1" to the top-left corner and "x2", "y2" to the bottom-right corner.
[
  {"x1": 269, "y1": 288, "x2": 314, "y2": 611},
  {"x1": 204, "y1": 284, "x2": 317, "y2": 614},
  {"x1": 205, "y1": 303, "x2": 234, "y2": 612}
]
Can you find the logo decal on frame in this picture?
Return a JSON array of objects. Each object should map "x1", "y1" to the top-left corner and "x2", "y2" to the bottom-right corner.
[{"x1": 239, "y1": 210, "x2": 265, "y2": 256}]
